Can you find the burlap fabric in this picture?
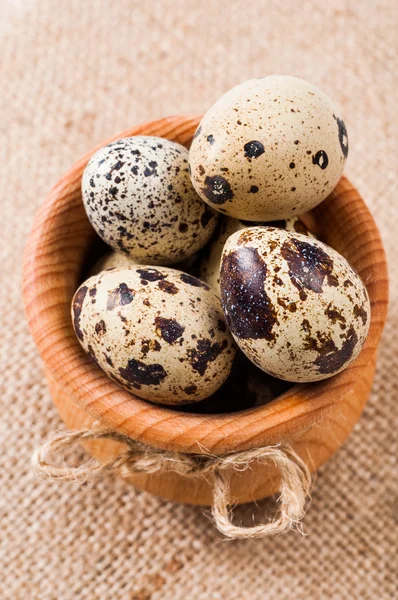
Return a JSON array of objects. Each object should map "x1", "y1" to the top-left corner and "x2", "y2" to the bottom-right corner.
[{"x1": 1, "y1": 1, "x2": 396, "y2": 598}]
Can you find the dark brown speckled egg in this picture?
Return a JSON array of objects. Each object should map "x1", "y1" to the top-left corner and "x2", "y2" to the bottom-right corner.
[
  {"x1": 200, "y1": 215, "x2": 316, "y2": 297},
  {"x1": 189, "y1": 76, "x2": 348, "y2": 221},
  {"x1": 220, "y1": 227, "x2": 370, "y2": 383},
  {"x1": 82, "y1": 136, "x2": 218, "y2": 265},
  {"x1": 71, "y1": 266, "x2": 236, "y2": 405}
]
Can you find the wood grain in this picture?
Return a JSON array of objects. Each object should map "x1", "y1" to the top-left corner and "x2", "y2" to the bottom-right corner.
[{"x1": 23, "y1": 116, "x2": 389, "y2": 505}]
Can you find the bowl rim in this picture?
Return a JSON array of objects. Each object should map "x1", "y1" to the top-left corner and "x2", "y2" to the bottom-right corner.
[{"x1": 22, "y1": 115, "x2": 389, "y2": 455}]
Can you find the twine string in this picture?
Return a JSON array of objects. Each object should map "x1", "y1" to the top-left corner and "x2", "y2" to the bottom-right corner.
[{"x1": 31, "y1": 429, "x2": 312, "y2": 540}]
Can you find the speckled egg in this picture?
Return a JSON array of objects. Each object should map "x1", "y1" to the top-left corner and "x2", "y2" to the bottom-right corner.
[
  {"x1": 71, "y1": 266, "x2": 236, "y2": 405},
  {"x1": 82, "y1": 136, "x2": 218, "y2": 264},
  {"x1": 220, "y1": 227, "x2": 370, "y2": 382},
  {"x1": 200, "y1": 215, "x2": 316, "y2": 296},
  {"x1": 189, "y1": 76, "x2": 348, "y2": 221},
  {"x1": 88, "y1": 251, "x2": 137, "y2": 277}
]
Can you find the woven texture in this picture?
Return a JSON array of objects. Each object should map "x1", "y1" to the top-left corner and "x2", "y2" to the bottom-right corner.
[{"x1": 1, "y1": 1, "x2": 397, "y2": 598}]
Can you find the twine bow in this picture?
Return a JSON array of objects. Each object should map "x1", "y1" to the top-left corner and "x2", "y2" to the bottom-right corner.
[{"x1": 32, "y1": 429, "x2": 312, "y2": 540}]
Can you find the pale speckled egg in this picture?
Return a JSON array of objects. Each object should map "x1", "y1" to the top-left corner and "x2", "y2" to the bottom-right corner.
[
  {"x1": 71, "y1": 266, "x2": 236, "y2": 405},
  {"x1": 88, "y1": 251, "x2": 137, "y2": 277},
  {"x1": 82, "y1": 136, "x2": 218, "y2": 265},
  {"x1": 189, "y1": 76, "x2": 348, "y2": 221},
  {"x1": 89, "y1": 249, "x2": 203, "y2": 279},
  {"x1": 200, "y1": 215, "x2": 316, "y2": 296},
  {"x1": 220, "y1": 227, "x2": 370, "y2": 383}
]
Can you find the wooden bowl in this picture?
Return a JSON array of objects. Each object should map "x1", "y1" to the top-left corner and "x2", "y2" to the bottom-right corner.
[{"x1": 23, "y1": 116, "x2": 389, "y2": 506}]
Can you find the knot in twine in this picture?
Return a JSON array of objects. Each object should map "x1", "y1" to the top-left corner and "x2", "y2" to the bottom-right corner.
[{"x1": 32, "y1": 429, "x2": 312, "y2": 540}]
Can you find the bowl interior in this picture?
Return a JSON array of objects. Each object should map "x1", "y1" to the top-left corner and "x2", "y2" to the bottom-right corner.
[{"x1": 23, "y1": 116, "x2": 389, "y2": 454}]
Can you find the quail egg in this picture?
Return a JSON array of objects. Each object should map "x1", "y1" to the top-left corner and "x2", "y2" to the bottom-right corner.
[
  {"x1": 200, "y1": 215, "x2": 316, "y2": 296},
  {"x1": 82, "y1": 136, "x2": 218, "y2": 264},
  {"x1": 88, "y1": 251, "x2": 137, "y2": 277},
  {"x1": 72, "y1": 266, "x2": 236, "y2": 405},
  {"x1": 190, "y1": 76, "x2": 348, "y2": 221},
  {"x1": 220, "y1": 227, "x2": 370, "y2": 382}
]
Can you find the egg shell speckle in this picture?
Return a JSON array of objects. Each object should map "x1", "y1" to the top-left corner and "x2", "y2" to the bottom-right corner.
[
  {"x1": 71, "y1": 266, "x2": 236, "y2": 405},
  {"x1": 82, "y1": 136, "x2": 218, "y2": 264},
  {"x1": 189, "y1": 76, "x2": 348, "y2": 221},
  {"x1": 200, "y1": 215, "x2": 316, "y2": 296},
  {"x1": 220, "y1": 226, "x2": 370, "y2": 382}
]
